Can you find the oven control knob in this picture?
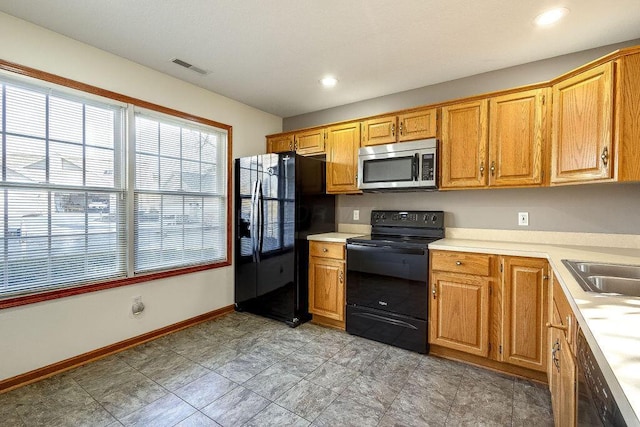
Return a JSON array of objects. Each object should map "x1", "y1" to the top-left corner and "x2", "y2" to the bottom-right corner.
[
  {"x1": 431, "y1": 214, "x2": 438, "y2": 223},
  {"x1": 381, "y1": 214, "x2": 386, "y2": 220}
]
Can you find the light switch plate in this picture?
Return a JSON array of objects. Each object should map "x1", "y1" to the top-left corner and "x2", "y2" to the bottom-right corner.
[
  {"x1": 353, "y1": 210, "x2": 360, "y2": 221},
  {"x1": 518, "y1": 212, "x2": 529, "y2": 226}
]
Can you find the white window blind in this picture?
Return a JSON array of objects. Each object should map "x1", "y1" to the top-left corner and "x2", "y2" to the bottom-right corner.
[
  {"x1": 133, "y1": 110, "x2": 227, "y2": 273},
  {"x1": 0, "y1": 80, "x2": 127, "y2": 297}
]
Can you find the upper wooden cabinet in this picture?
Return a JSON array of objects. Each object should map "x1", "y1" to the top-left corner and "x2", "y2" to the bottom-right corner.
[
  {"x1": 266, "y1": 134, "x2": 294, "y2": 153},
  {"x1": 267, "y1": 129, "x2": 325, "y2": 155},
  {"x1": 362, "y1": 116, "x2": 397, "y2": 146},
  {"x1": 551, "y1": 62, "x2": 614, "y2": 184},
  {"x1": 398, "y1": 108, "x2": 437, "y2": 141},
  {"x1": 326, "y1": 121, "x2": 361, "y2": 194},
  {"x1": 362, "y1": 108, "x2": 437, "y2": 146},
  {"x1": 441, "y1": 89, "x2": 546, "y2": 190},
  {"x1": 294, "y1": 128, "x2": 325, "y2": 155},
  {"x1": 551, "y1": 52, "x2": 640, "y2": 185},
  {"x1": 489, "y1": 89, "x2": 546, "y2": 187},
  {"x1": 440, "y1": 100, "x2": 489, "y2": 189}
]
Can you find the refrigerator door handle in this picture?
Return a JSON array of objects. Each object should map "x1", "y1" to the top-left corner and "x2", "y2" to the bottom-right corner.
[
  {"x1": 250, "y1": 180, "x2": 259, "y2": 261},
  {"x1": 257, "y1": 179, "x2": 265, "y2": 256}
]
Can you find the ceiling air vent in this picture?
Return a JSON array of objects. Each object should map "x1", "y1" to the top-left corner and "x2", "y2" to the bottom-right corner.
[{"x1": 171, "y1": 58, "x2": 209, "y2": 75}]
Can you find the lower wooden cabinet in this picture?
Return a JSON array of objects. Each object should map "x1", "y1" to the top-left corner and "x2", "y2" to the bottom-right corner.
[
  {"x1": 308, "y1": 241, "x2": 346, "y2": 329},
  {"x1": 501, "y1": 257, "x2": 549, "y2": 372},
  {"x1": 430, "y1": 272, "x2": 490, "y2": 357},
  {"x1": 548, "y1": 273, "x2": 577, "y2": 426},
  {"x1": 429, "y1": 250, "x2": 549, "y2": 377}
]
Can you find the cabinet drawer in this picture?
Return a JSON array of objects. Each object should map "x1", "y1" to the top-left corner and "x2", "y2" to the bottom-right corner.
[
  {"x1": 431, "y1": 251, "x2": 491, "y2": 276},
  {"x1": 310, "y1": 241, "x2": 345, "y2": 260}
]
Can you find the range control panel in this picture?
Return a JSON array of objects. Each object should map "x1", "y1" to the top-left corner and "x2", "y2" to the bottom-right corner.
[{"x1": 371, "y1": 210, "x2": 444, "y2": 229}]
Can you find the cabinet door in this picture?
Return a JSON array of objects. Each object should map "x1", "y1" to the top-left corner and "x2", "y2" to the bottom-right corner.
[
  {"x1": 295, "y1": 128, "x2": 325, "y2": 155},
  {"x1": 362, "y1": 116, "x2": 397, "y2": 146},
  {"x1": 266, "y1": 134, "x2": 294, "y2": 153},
  {"x1": 398, "y1": 108, "x2": 437, "y2": 141},
  {"x1": 501, "y1": 257, "x2": 548, "y2": 372},
  {"x1": 326, "y1": 122, "x2": 361, "y2": 193},
  {"x1": 429, "y1": 272, "x2": 490, "y2": 357},
  {"x1": 441, "y1": 100, "x2": 489, "y2": 188},
  {"x1": 308, "y1": 257, "x2": 345, "y2": 321},
  {"x1": 549, "y1": 304, "x2": 576, "y2": 427},
  {"x1": 489, "y1": 89, "x2": 545, "y2": 187},
  {"x1": 551, "y1": 62, "x2": 613, "y2": 184}
]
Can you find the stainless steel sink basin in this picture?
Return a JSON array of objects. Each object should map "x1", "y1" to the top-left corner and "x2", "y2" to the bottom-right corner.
[
  {"x1": 574, "y1": 262, "x2": 640, "y2": 279},
  {"x1": 563, "y1": 260, "x2": 640, "y2": 296},
  {"x1": 587, "y1": 276, "x2": 640, "y2": 296}
]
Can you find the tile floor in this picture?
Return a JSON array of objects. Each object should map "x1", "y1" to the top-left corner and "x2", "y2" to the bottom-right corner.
[{"x1": 0, "y1": 311, "x2": 554, "y2": 426}]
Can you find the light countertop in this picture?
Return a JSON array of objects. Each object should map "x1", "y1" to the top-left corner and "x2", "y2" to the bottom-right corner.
[
  {"x1": 430, "y1": 238, "x2": 640, "y2": 426},
  {"x1": 307, "y1": 232, "x2": 366, "y2": 243}
]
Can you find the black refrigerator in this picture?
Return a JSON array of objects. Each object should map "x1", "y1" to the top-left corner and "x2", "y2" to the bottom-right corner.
[{"x1": 234, "y1": 152, "x2": 335, "y2": 327}]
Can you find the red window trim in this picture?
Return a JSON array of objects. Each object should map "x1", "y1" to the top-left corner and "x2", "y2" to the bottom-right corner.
[{"x1": 0, "y1": 60, "x2": 234, "y2": 310}]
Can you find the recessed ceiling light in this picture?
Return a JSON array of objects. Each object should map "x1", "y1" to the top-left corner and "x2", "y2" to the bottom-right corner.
[
  {"x1": 320, "y1": 76, "x2": 338, "y2": 88},
  {"x1": 534, "y1": 7, "x2": 569, "y2": 26}
]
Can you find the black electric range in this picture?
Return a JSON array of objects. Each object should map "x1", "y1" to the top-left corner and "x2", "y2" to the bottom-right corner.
[{"x1": 345, "y1": 210, "x2": 444, "y2": 353}]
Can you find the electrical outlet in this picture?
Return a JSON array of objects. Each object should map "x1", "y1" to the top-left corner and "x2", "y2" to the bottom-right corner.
[
  {"x1": 518, "y1": 212, "x2": 529, "y2": 226},
  {"x1": 353, "y1": 210, "x2": 360, "y2": 221},
  {"x1": 131, "y1": 296, "x2": 145, "y2": 316}
]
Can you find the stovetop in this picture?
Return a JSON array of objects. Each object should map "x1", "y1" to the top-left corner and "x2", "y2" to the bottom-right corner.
[{"x1": 346, "y1": 210, "x2": 445, "y2": 249}]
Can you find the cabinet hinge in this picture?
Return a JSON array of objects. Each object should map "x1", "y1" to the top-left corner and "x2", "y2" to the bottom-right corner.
[
  {"x1": 500, "y1": 263, "x2": 503, "y2": 273},
  {"x1": 499, "y1": 345, "x2": 503, "y2": 354},
  {"x1": 488, "y1": 343, "x2": 492, "y2": 352},
  {"x1": 489, "y1": 284, "x2": 492, "y2": 296},
  {"x1": 542, "y1": 94, "x2": 546, "y2": 105}
]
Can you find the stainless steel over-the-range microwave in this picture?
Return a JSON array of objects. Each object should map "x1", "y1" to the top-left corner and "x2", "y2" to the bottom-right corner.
[{"x1": 357, "y1": 138, "x2": 437, "y2": 191}]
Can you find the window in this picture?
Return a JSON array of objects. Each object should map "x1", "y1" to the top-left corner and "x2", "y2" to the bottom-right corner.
[
  {"x1": 134, "y1": 111, "x2": 228, "y2": 273},
  {"x1": 0, "y1": 67, "x2": 231, "y2": 303}
]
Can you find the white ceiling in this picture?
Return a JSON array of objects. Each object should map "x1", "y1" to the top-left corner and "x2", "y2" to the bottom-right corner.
[{"x1": 1, "y1": 1, "x2": 639, "y2": 118}]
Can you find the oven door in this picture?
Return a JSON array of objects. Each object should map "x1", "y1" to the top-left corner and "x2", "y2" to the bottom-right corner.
[{"x1": 346, "y1": 243, "x2": 428, "y2": 319}]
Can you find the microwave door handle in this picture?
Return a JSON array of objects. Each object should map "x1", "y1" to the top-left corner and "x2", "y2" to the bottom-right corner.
[{"x1": 413, "y1": 153, "x2": 419, "y2": 181}]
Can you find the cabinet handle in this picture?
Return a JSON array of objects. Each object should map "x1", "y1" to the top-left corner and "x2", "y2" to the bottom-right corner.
[
  {"x1": 289, "y1": 141, "x2": 293, "y2": 150},
  {"x1": 601, "y1": 146, "x2": 609, "y2": 167},
  {"x1": 490, "y1": 161, "x2": 495, "y2": 176},
  {"x1": 391, "y1": 123, "x2": 395, "y2": 137},
  {"x1": 399, "y1": 121, "x2": 403, "y2": 136},
  {"x1": 294, "y1": 140, "x2": 298, "y2": 151},
  {"x1": 479, "y1": 163, "x2": 485, "y2": 177},
  {"x1": 322, "y1": 248, "x2": 328, "y2": 252},
  {"x1": 455, "y1": 261, "x2": 463, "y2": 266},
  {"x1": 546, "y1": 322, "x2": 568, "y2": 331},
  {"x1": 339, "y1": 270, "x2": 344, "y2": 283},
  {"x1": 432, "y1": 284, "x2": 437, "y2": 299},
  {"x1": 543, "y1": 275, "x2": 549, "y2": 280}
]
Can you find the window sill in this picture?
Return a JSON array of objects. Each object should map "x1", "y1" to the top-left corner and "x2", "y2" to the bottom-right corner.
[{"x1": 0, "y1": 260, "x2": 231, "y2": 310}]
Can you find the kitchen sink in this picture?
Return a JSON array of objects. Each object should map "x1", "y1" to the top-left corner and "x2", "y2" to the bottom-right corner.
[
  {"x1": 587, "y1": 276, "x2": 640, "y2": 296},
  {"x1": 573, "y1": 262, "x2": 640, "y2": 279},
  {"x1": 563, "y1": 260, "x2": 640, "y2": 297}
]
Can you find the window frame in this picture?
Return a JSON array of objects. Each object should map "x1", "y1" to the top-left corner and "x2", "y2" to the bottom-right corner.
[{"x1": 0, "y1": 59, "x2": 233, "y2": 309}]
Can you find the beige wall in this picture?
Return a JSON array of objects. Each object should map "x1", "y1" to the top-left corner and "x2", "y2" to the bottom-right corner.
[{"x1": 0, "y1": 12, "x2": 281, "y2": 381}]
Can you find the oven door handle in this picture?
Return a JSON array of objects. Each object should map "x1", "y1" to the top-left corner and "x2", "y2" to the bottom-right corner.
[
  {"x1": 413, "y1": 153, "x2": 419, "y2": 181},
  {"x1": 351, "y1": 312, "x2": 418, "y2": 330},
  {"x1": 347, "y1": 243, "x2": 426, "y2": 256}
]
